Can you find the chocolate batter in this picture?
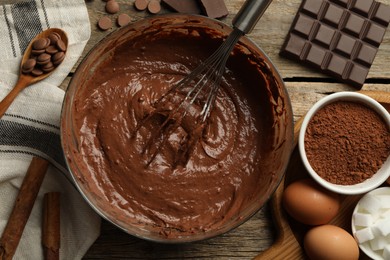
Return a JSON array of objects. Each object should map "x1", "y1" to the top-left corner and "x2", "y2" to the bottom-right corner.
[{"x1": 65, "y1": 17, "x2": 292, "y2": 241}]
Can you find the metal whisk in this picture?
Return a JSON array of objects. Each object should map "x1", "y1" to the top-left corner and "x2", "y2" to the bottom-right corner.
[{"x1": 138, "y1": 0, "x2": 273, "y2": 166}]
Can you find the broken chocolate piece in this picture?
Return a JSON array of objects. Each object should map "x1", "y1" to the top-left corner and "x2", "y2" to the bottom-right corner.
[
  {"x1": 199, "y1": 0, "x2": 229, "y2": 19},
  {"x1": 162, "y1": 0, "x2": 202, "y2": 14}
]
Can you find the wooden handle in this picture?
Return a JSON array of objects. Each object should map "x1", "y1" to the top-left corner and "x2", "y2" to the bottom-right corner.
[
  {"x1": 0, "y1": 157, "x2": 49, "y2": 260},
  {"x1": 358, "y1": 90, "x2": 390, "y2": 104},
  {"x1": 0, "y1": 76, "x2": 30, "y2": 118}
]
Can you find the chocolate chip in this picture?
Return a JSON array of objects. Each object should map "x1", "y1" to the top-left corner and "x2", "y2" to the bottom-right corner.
[
  {"x1": 56, "y1": 39, "x2": 67, "y2": 52},
  {"x1": 31, "y1": 68, "x2": 43, "y2": 76},
  {"x1": 46, "y1": 45, "x2": 58, "y2": 54},
  {"x1": 42, "y1": 62, "x2": 55, "y2": 72},
  {"x1": 33, "y1": 38, "x2": 50, "y2": 50},
  {"x1": 98, "y1": 16, "x2": 112, "y2": 30},
  {"x1": 23, "y1": 31, "x2": 67, "y2": 76},
  {"x1": 52, "y1": 51, "x2": 65, "y2": 65},
  {"x1": 22, "y1": 58, "x2": 36, "y2": 73},
  {"x1": 117, "y1": 13, "x2": 131, "y2": 27},
  {"x1": 134, "y1": 0, "x2": 148, "y2": 11},
  {"x1": 37, "y1": 53, "x2": 51, "y2": 65},
  {"x1": 31, "y1": 48, "x2": 46, "y2": 55},
  {"x1": 48, "y1": 32, "x2": 61, "y2": 45},
  {"x1": 106, "y1": 0, "x2": 120, "y2": 14},
  {"x1": 148, "y1": 0, "x2": 161, "y2": 14}
]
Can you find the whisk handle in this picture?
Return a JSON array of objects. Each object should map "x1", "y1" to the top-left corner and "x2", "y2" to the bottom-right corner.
[{"x1": 232, "y1": 0, "x2": 273, "y2": 34}]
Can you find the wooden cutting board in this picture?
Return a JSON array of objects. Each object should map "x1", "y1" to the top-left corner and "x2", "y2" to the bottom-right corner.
[{"x1": 254, "y1": 90, "x2": 390, "y2": 260}]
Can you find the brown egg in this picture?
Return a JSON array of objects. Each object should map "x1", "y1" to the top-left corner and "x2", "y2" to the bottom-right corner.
[
  {"x1": 304, "y1": 225, "x2": 359, "y2": 260},
  {"x1": 283, "y1": 178, "x2": 340, "y2": 225}
]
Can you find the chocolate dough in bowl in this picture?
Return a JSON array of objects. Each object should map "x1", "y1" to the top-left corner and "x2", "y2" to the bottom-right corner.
[{"x1": 61, "y1": 14, "x2": 294, "y2": 243}]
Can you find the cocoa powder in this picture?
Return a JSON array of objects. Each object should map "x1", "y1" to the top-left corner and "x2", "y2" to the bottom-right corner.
[{"x1": 305, "y1": 101, "x2": 390, "y2": 185}]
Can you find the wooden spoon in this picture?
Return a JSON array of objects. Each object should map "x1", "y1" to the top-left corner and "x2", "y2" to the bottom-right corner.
[{"x1": 0, "y1": 28, "x2": 68, "y2": 118}]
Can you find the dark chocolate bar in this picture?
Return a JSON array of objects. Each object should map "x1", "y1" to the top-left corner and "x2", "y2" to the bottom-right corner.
[{"x1": 280, "y1": 0, "x2": 390, "y2": 88}]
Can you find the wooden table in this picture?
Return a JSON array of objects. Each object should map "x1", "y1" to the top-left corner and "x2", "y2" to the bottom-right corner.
[{"x1": 71, "y1": 0, "x2": 390, "y2": 259}]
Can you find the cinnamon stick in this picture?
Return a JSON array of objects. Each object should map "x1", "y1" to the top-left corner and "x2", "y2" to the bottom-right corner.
[
  {"x1": 42, "y1": 192, "x2": 60, "y2": 260},
  {"x1": 0, "y1": 157, "x2": 49, "y2": 260}
]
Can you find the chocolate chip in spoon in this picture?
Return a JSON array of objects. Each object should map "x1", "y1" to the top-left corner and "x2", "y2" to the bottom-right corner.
[{"x1": 0, "y1": 28, "x2": 68, "y2": 118}]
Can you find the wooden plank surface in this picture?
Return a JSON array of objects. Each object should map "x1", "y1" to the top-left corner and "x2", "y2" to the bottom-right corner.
[{"x1": 77, "y1": 0, "x2": 390, "y2": 259}]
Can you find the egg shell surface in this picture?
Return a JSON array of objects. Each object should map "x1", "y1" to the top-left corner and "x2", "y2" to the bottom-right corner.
[
  {"x1": 304, "y1": 225, "x2": 359, "y2": 260},
  {"x1": 283, "y1": 178, "x2": 340, "y2": 225}
]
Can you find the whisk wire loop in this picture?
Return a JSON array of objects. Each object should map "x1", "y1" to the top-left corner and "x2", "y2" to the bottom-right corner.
[{"x1": 139, "y1": 28, "x2": 244, "y2": 167}]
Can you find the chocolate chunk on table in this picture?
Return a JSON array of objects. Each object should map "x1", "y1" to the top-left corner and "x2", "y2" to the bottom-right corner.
[
  {"x1": 199, "y1": 0, "x2": 229, "y2": 19},
  {"x1": 280, "y1": 0, "x2": 390, "y2": 89},
  {"x1": 162, "y1": 0, "x2": 202, "y2": 14}
]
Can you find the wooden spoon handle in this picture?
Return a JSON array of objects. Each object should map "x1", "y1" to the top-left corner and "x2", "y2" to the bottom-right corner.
[{"x1": 0, "y1": 76, "x2": 30, "y2": 118}]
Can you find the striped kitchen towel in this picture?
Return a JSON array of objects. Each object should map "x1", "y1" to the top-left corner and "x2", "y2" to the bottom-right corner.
[{"x1": 0, "y1": 0, "x2": 101, "y2": 259}]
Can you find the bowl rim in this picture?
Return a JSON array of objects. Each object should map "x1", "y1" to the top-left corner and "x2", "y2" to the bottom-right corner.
[
  {"x1": 60, "y1": 13, "x2": 294, "y2": 243},
  {"x1": 351, "y1": 187, "x2": 390, "y2": 260},
  {"x1": 298, "y1": 91, "x2": 390, "y2": 195}
]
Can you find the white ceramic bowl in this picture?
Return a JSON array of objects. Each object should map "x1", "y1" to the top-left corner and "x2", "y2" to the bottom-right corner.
[
  {"x1": 351, "y1": 187, "x2": 390, "y2": 260},
  {"x1": 299, "y1": 92, "x2": 390, "y2": 195}
]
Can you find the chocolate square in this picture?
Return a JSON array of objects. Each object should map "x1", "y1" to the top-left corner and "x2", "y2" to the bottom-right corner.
[
  {"x1": 334, "y1": 34, "x2": 357, "y2": 57},
  {"x1": 327, "y1": 54, "x2": 347, "y2": 76},
  {"x1": 306, "y1": 45, "x2": 327, "y2": 67},
  {"x1": 313, "y1": 24, "x2": 336, "y2": 47},
  {"x1": 355, "y1": 44, "x2": 377, "y2": 66},
  {"x1": 323, "y1": 4, "x2": 344, "y2": 26},
  {"x1": 280, "y1": 0, "x2": 390, "y2": 88},
  {"x1": 342, "y1": 13, "x2": 365, "y2": 37},
  {"x1": 293, "y1": 14, "x2": 316, "y2": 38},
  {"x1": 351, "y1": 0, "x2": 374, "y2": 17},
  {"x1": 302, "y1": 0, "x2": 323, "y2": 17}
]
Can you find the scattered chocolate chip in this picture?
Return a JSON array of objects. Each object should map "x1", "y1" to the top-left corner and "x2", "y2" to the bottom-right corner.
[
  {"x1": 199, "y1": 0, "x2": 228, "y2": 19},
  {"x1": 134, "y1": 0, "x2": 149, "y2": 11},
  {"x1": 117, "y1": 13, "x2": 131, "y2": 27},
  {"x1": 148, "y1": 0, "x2": 161, "y2": 14},
  {"x1": 106, "y1": 0, "x2": 120, "y2": 14},
  {"x1": 98, "y1": 16, "x2": 112, "y2": 30},
  {"x1": 22, "y1": 58, "x2": 36, "y2": 73},
  {"x1": 162, "y1": 0, "x2": 201, "y2": 14}
]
